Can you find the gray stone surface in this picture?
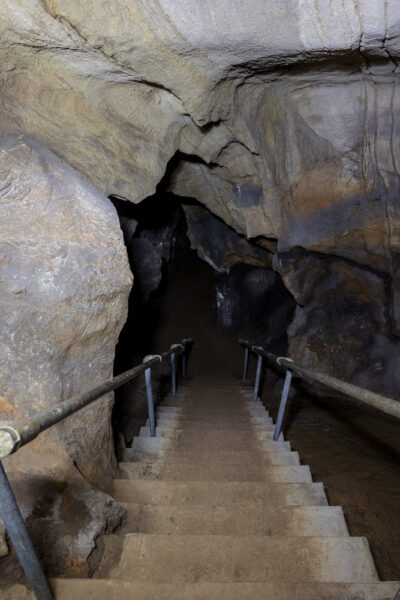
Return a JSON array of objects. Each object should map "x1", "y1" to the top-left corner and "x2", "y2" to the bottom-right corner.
[{"x1": 0, "y1": 133, "x2": 132, "y2": 576}]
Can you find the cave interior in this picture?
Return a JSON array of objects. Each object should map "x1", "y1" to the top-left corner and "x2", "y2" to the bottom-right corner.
[{"x1": 0, "y1": 2, "x2": 400, "y2": 598}]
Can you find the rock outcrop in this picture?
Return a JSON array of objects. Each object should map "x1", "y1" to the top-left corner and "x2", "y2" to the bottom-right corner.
[{"x1": 0, "y1": 134, "x2": 132, "y2": 577}]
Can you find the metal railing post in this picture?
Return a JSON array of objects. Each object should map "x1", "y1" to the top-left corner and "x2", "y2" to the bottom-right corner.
[
  {"x1": 143, "y1": 355, "x2": 158, "y2": 437},
  {"x1": 171, "y1": 351, "x2": 176, "y2": 396},
  {"x1": 242, "y1": 347, "x2": 249, "y2": 382},
  {"x1": 273, "y1": 369, "x2": 293, "y2": 441},
  {"x1": 170, "y1": 344, "x2": 182, "y2": 396},
  {"x1": 0, "y1": 461, "x2": 54, "y2": 600},
  {"x1": 181, "y1": 338, "x2": 192, "y2": 379},
  {"x1": 253, "y1": 354, "x2": 263, "y2": 399},
  {"x1": 181, "y1": 351, "x2": 186, "y2": 379}
]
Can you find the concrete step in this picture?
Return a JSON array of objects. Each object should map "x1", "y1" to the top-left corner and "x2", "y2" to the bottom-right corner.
[
  {"x1": 149, "y1": 414, "x2": 274, "y2": 426},
  {"x1": 110, "y1": 534, "x2": 378, "y2": 583},
  {"x1": 125, "y1": 438, "x2": 291, "y2": 461},
  {"x1": 150, "y1": 413, "x2": 273, "y2": 424},
  {"x1": 151, "y1": 413, "x2": 250, "y2": 422},
  {"x1": 140, "y1": 424, "x2": 276, "y2": 439},
  {"x1": 119, "y1": 504, "x2": 349, "y2": 536},
  {"x1": 139, "y1": 419, "x2": 275, "y2": 437},
  {"x1": 160, "y1": 404, "x2": 251, "y2": 411},
  {"x1": 9, "y1": 581, "x2": 400, "y2": 600},
  {"x1": 160, "y1": 404, "x2": 261, "y2": 413},
  {"x1": 161, "y1": 398, "x2": 264, "y2": 406},
  {"x1": 168, "y1": 435, "x2": 282, "y2": 451},
  {"x1": 160, "y1": 410, "x2": 254, "y2": 419},
  {"x1": 131, "y1": 436, "x2": 288, "y2": 457},
  {"x1": 118, "y1": 462, "x2": 312, "y2": 482},
  {"x1": 127, "y1": 438, "x2": 170, "y2": 461},
  {"x1": 123, "y1": 449, "x2": 293, "y2": 464},
  {"x1": 113, "y1": 480, "x2": 328, "y2": 506},
  {"x1": 120, "y1": 452, "x2": 301, "y2": 477}
]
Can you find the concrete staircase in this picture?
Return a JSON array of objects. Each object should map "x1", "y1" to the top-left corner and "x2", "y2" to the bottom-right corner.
[{"x1": 10, "y1": 378, "x2": 400, "y2": 599}]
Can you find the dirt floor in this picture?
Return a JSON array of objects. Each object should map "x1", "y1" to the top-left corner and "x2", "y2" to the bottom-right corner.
[{"x1": 262, "y1": 379, "x2": 400, "y2": 581}]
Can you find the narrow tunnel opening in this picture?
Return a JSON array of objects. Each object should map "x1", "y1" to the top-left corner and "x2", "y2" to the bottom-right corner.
[{"x1": 110, "y1": 189, "x2": 295, "y2": 450}]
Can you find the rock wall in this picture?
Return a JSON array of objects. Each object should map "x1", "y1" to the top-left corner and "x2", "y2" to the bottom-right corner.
[{"x1": 0, "y1": 134, "x2": 132, "y2": 577}]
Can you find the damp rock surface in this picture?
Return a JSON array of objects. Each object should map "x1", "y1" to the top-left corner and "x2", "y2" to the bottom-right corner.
[{"x1": 0, "y1": 134, "x2": 132, "y2": 577}]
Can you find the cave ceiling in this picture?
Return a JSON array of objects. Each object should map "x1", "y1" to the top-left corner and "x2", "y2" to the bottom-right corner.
[{"x1": 1, "y1": 1, "x2": 400, "y2": 318}]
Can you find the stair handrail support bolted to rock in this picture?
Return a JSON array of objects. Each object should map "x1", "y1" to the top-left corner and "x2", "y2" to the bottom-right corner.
[
  {"x1": 143, "y1": 354, "x2": 162, "y2": 437},
  {"x1": 0, "y1": 461, "x2": 55, "y2": 600},
  {"x1": 169, "y1": 344, "x2": 182, "y2": 396},
  {"x1": 239, "y1": 340, "x2": 400, "y2": 440},
  {"x1": 0, "y1": 337, "x2": 192, "y2": 600},
  {"x1": 181, "y1": 338, "x2": 193, "y2": 379},
  {"x1": 239, "y1": 339, "x2": 250, "y2": 382},
  {"x1": 273, "y1": 358, "x2": 294, "y2": 441},
  {"x1": 252, "y1": 346, "x2": 263, "y2": 399}
]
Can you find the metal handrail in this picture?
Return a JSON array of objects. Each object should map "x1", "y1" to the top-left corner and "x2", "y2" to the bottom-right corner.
[
  {"x1": 0, "y1": 338, "x2": 192, "y2": 459},
  {"x1": 239, "y1": 339, "x2": 400, "y2": 425},
  {"x1": 0, "y1": 337, "x2": 192, "y2": 600}
]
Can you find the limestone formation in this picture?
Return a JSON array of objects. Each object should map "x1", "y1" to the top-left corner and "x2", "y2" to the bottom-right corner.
[
  {"x1": 183, "y1": 204, "x2": 272, "y2": 273},
  {"x1": 0, "y1": 134, "x2": 132, "y2": 576},
  {"x1": 130, "y1": 207, "x2": 179, "y2": 302}
]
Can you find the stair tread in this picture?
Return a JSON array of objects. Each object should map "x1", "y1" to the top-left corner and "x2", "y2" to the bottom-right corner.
[
  {"x1": 123, "y1": 449, "x2": 294, "y2": 463},
  {"x1": 130, "y1": 437, "x2": 290, "y2": 452},
  {"x1": 139, "y1": 421, "x2": 275, "y2": 437},
  {"x1": 111, "y1": 534, "x2": 378, "y2": 583},
  {"x1": 119, "y1": 503, "x2": 349, "y2": 536},
  {"x1": 117, "y1": 462, "x2": 312, "y2": 482},
  {"x1": 143, "y1": 424, "x2": 273, "y2": 432},
  {"x1": 113, "y1": 479, "x2": 328, "y2": 505},
  {"x1": 119, "y1": 453, "x2": 301, "y2": 474},
  {"x1": 44, "y1": 581, "x2": 400, "y2": 600},
  {"x1": 149, "y1": 417, "x2": 273, "y2": 426}
]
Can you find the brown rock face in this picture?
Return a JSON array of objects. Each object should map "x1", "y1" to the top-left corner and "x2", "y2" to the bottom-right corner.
[
  {"x1": 0, "y1": 134, "x2": 132, "y2": 577},
  {"x1": 275, "y1": 249, "x2": 400, "y2": 400}
]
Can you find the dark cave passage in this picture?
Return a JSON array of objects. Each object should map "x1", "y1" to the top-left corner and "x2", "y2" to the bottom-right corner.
[
  {"x1": 141, "y1": 229, "x2": 244, "y2": 378},
  {"x1": 112, "y1": 196, "x2": 243, "y2": 378},
  {"x1": 111, "y1": 191, "x2": 294, "y2": 382},
  {"x1": 109, "y1": 191, "x2": 400, "y2": 582}
]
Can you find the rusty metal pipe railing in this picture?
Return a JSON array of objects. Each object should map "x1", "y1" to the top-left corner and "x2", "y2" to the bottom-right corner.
[
  {"x1": 0, "y1": 337, "x2": 192, "y2": 600},
  {"x1": 239, "y1": 339, "x2": 400, "y2": 431},
  {"x1": 0, "y1": 357, "x2": 160, "y2": 459},
  {"x1": 0, "y1": 338, "x2": 192, "y2": 459}
]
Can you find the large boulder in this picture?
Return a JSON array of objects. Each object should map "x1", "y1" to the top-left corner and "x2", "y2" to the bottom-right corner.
[{"x1": 0, "y1": 134, "x2": 132, "y2": 578}]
